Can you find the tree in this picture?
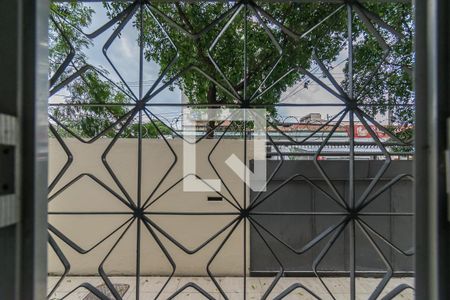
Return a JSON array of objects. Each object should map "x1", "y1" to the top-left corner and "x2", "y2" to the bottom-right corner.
[
  {"x1": 349, "y1": 2, "x2": 414, "y2": 125},
  {"x1": 128, "y1": 2, "x2": 348, "y2": 110},
  {"x1": 49, "y1": 1, "x2": 413, "y2": 138},
  {"x1": 49, "y1": 1, "x2": 171, "y2": 139}
]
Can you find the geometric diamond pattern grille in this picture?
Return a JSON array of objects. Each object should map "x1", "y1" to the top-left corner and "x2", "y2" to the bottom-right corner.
[{"x1": 47, "y1": 1, "x2": 414, "y2": 299}]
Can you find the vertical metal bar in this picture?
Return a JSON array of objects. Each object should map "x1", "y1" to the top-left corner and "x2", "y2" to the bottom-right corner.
[
  {"x1": 349, "y1": 112, "x2": 356, "y2": 300},
  {"x1": 139, "y1": 1, "x2": 144, "y2": 102},
  {"x1": 414, "y1": 0, "x2": 429, "y2": 298},
  {"x1": 433, "y1": 0, "x2": 450, "y2": 297},
  {"x1": 243, "y1": 5, "x2": 249, "y2": 299},
  {"x1": 243, "y1": 218, "x2": 247, "y2": 300},
  {"x1": 417, "y1": 0, "x2": 450, "y2": 298},
  {"x1": 136, "y1": 3, "x2": 144, "y2": 299},
  {"x1": 347, "y1": 4, "x2": 356, "y2": 300},
  {"x1": 18, "y1": 0, "x2": 49, "y2": 299},
  {"x1": 243, "y1": 4, "x2": 248, "y2": 105},
  {"x1": 136, "y1": 114, "x2": 142, "y2": 300},
  {"x1": 349, "y1": 219, "x2": 356, "y2": 300},
  {"x1": 243, "y1": 109, "x2": 248, "y2": 300},
  {"x1": 349, "y1": 111, "x2": 355, "y2": 208},
  {"x1": 347, "y1": 5, "x2": 353, "y2": 101}
]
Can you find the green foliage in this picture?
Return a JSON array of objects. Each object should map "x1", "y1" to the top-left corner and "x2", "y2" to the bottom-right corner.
[
  {"x1": 49, "y1": 1, "x2": 93, "y2": 74},
  {"x1": 135, "y1": 2, "x2": 348, "y2": 110},
  {"x1": 349, "y1": 3, "x2": 414, "y2": 124},
  {"x1": 48, "y1": 1, "x2": 414, "y2": 139},
  {"x1": 49, "y1": 1, "x2": 164, "y2": 139}
]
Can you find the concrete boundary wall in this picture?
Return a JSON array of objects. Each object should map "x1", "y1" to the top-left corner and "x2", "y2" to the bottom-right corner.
[
  {"x1": 48, "y1": 138, "x2": 251, "y2": 276},
  {"x1": 48, "y1": 139, "x2": 413, "y2": 276}
]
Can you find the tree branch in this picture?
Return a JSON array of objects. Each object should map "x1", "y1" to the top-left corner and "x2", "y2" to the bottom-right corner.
[{"x1": 175, "y1": 3, "x2": 194, "y2": 32}]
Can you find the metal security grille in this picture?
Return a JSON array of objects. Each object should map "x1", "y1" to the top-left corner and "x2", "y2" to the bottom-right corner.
[{"x1": 47, "y1": 1, "x2": 414, "y2": 299}]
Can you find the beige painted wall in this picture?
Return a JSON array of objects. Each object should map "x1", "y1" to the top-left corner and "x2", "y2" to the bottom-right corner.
[{"x1": 48, "y1": 138, "x2": 252, "y2": 276}]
